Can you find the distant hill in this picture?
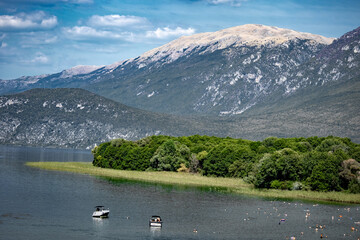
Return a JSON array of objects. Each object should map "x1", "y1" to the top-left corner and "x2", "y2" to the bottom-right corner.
[{"x1": 0, "y1": 88, "x2": 232, "y2": 149}]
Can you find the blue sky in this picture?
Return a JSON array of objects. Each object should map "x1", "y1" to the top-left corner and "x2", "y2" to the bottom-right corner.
[{"x1": 0, "y1": 0, "x2": 359, "y2": 80}]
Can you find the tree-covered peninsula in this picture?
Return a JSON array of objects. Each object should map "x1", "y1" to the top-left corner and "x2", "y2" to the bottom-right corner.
[{"x1": 92, "y1": 135, "x2": 360, "y2": 193}]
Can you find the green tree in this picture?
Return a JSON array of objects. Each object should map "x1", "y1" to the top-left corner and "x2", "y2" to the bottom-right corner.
[
  {"x1": 307, "y1": 153, "x2": 341, "y2": 191},
  {"x1": 315, "y1": 138, "x2": 349, "y2": 153},
  {"x1": 254, "y1": 148, "x2": 301, "y2": 188},
  {"x1": 149, "y1": 140, "x2": 191, "y2": 171}
]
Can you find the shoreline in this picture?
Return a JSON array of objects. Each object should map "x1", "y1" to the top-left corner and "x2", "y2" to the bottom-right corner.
[{"x1": 26, "y1": 161, "x2": 360, "y2": 205}]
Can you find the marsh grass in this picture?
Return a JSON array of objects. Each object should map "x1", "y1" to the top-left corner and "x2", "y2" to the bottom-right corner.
[{"x1": 26, "y1": 162, "x2": 360, "y2": 204}]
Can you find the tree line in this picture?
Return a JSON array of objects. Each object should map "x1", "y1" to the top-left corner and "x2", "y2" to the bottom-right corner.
[{"x1": 92, "y1": 135, "x2": 360, "y2": 193}]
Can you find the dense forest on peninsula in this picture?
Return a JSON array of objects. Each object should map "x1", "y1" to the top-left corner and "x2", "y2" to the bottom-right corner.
[{"x1": 92, "y1": 135, "x2": 360, "y2": 193}]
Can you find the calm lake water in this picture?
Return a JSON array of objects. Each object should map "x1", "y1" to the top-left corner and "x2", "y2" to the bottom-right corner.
[{"x1": 0, "y1": 145, "x2": 359, "y2": 240}]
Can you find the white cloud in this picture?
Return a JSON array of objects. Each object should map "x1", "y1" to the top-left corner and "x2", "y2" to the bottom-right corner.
[
  {"x1": 0, "y1": 11, "x2": 57, "y2": 31},
  {"x1": 146, "y1": 27, "x2": 195, "y2": 39},
  {"x1": 0, "y1": 0, "x2": 93, "y2": 5},
  {"x1": 63, "y1": 26, "x2": 133, "y2": 40},
  {"x1": 31, "y1": 52, "x2": 49, "y2": 63},
  {"x1": 209, "y1": 0, "x2": 246, "y2": 7},
  {"x1": 71, "y1": 0, "x2": 93, "y2": 3},
  {"x1": 44, "y1": 36, "x2": 58, "y2": 44},
  {"x1": 64, "y1": 26, "x2": 111, "y2": 38},
  {"x1": 1, "y1": 42, "x2": 8, "y2": 48},
  {"x1": 20, "y1": 33, "x2": 58, "y2": 47},
  {"x1": 88, "y1": 15, "x2": 148, "y2": 28}
]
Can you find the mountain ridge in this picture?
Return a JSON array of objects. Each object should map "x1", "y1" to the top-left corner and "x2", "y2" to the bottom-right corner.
[
  {"x1": 0, "y1": 24, "x2": 335, "y2": 83},
  {"x1": 0, "y1": 24, "x2": 334, "y2": 97},
  {"x1": 0, "y1": 24, "x2": 359, "y2": 147},
  {"x1": 137, "y1": 24, "x2": 334, "y2": 66}
]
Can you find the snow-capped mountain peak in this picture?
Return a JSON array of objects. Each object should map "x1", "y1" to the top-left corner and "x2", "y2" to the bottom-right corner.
[{"x1": 137, "y1": 24, "x2": 334, "y2": 64}]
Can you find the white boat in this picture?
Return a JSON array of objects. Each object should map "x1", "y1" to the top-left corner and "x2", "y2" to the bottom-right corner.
[
  {"x1": 149, "y1": 215, "x2": 162, "y2": 227},
  {"x1": 92, "y1": 206, "x2": 110, "y2": 218}
]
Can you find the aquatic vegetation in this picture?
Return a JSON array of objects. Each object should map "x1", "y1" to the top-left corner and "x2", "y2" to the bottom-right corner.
[{"x1": 27, "y1": 161, "x2": 360, "y2": 204}]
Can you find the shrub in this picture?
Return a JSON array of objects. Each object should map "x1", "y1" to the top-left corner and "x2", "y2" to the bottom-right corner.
[
  {"x1": 177, "y1": 163, "x2": 189, "y2": 173},
  {"x1": 348, "y1": 180, "x2": 360, "y2": 194},
  {"x1": 292, "y1": 181, "x2": 303, "y2": 190},
  {"x1": 270, "y1": 180, "x2": 293, "y2": 190}
]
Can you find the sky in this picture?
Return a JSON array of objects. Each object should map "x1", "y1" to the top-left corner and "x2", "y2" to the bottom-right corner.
[{"x1": 0, "y1": 0, "x2": 359, "y2": 80}]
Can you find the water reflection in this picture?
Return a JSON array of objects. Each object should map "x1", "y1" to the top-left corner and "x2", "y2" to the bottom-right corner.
[
  {"x1": 92, "y1": 217, "x2": 108, "y2": 227},
  {"x1": 149, "y1": 226, "x2": 162, "y2": 237}
]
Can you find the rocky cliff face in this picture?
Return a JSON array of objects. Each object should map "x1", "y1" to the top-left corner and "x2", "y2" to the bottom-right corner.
[{"x1": 283, "y1": 26, "x2": 360, "y2": 92}]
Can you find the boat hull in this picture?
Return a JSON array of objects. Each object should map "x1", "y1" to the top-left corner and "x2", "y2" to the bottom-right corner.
[
  {"x1": 92, "y1": 210, "x2": 110, "y2": 218},
  {"x1": 149, "y1": 222, "x2": 162, "y2": 227}
]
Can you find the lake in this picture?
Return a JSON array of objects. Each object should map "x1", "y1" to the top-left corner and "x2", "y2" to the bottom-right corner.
[{"x1": 0, "y1": 145, "x2": 359, "y2": 239}]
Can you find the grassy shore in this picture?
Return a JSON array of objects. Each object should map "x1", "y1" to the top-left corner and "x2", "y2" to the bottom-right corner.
[{"x1": 26, "y1": 161, "x2": 360, "y2": 204}]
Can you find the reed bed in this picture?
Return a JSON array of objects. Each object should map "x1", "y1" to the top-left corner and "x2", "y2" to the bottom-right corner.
[{"x1": 26, "y1": 162, "x2": 360, "y2": 204}]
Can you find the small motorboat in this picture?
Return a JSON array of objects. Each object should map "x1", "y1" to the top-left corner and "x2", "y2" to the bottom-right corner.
[
  {"x1": 92, "y1": 206, "x2": 110, "y2": 218},
  {"x1": 149, "y1": 215, "x2": 162, "y2": 227}
]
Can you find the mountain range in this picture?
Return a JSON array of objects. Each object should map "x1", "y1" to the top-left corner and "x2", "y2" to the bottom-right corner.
[{"x1": 0, "y1": 24, "x2": 359, "y2": 148}]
